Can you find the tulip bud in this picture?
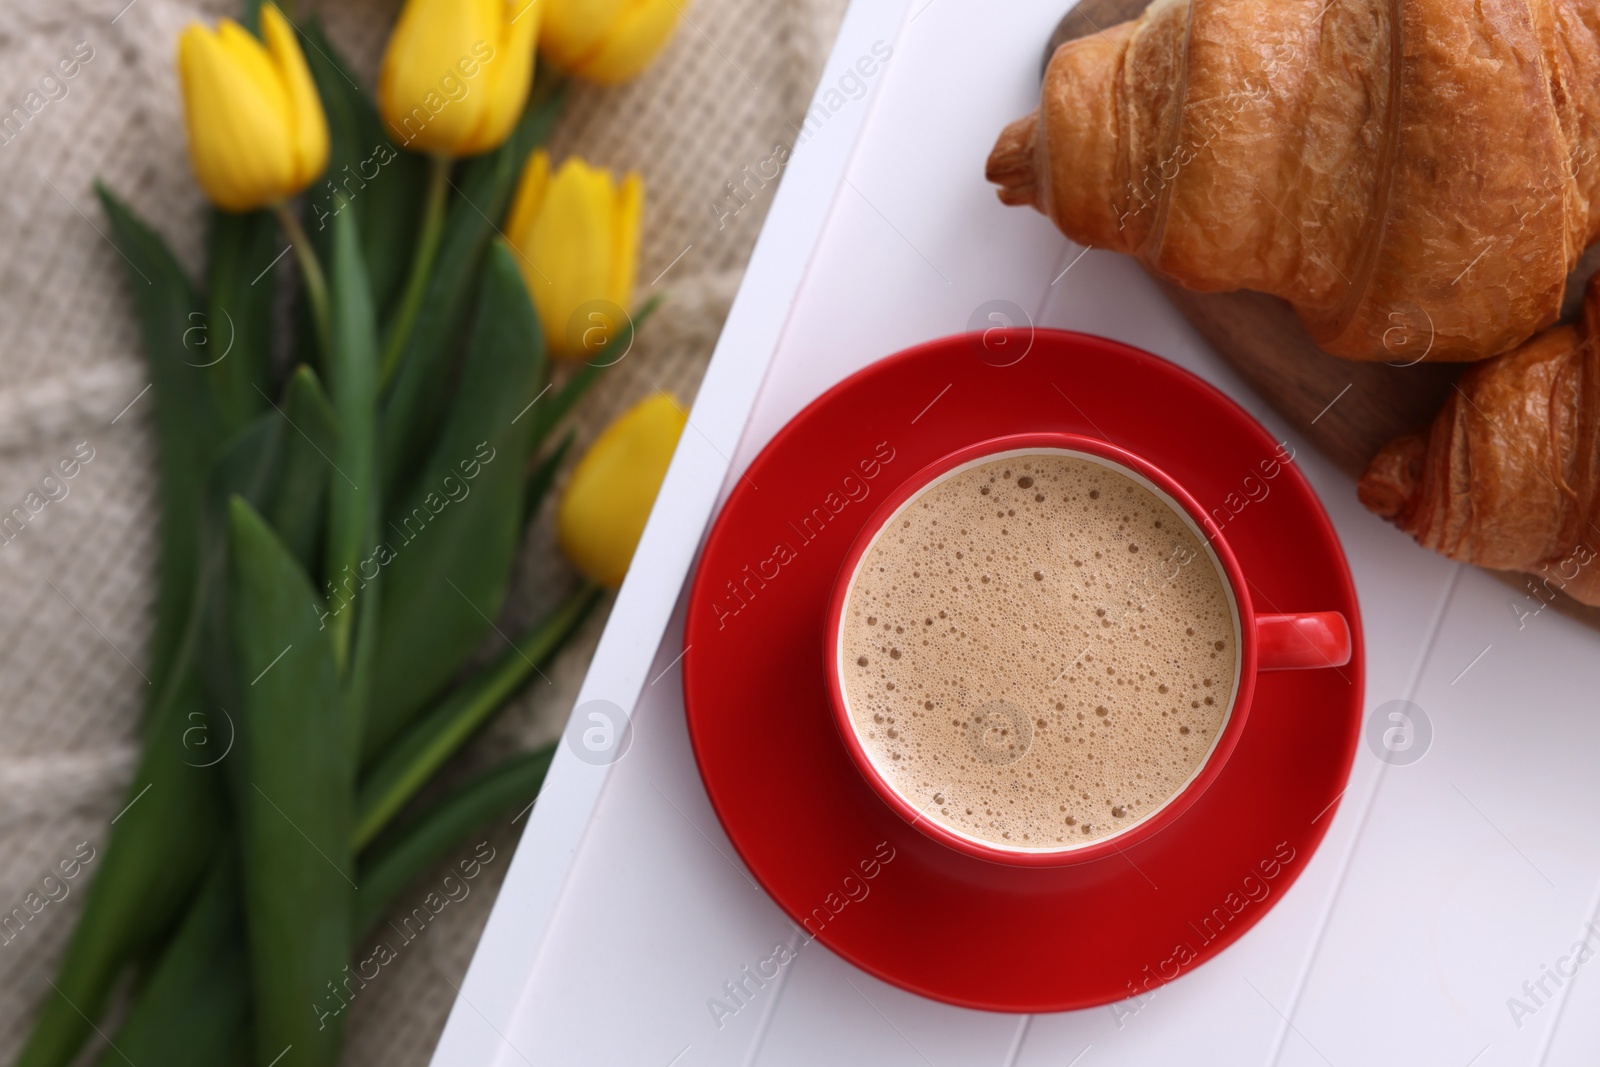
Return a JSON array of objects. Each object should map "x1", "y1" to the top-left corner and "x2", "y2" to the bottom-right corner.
[
  {"x1": 176, "y1": 4, "x2": 329, "y2": 212},
  {"x1": 378, "y1": 0, "x2": 540, "y2": 157},
  {"x1": 559, "y1": 393, "x2": 686, "y2": 588},
  {"x1": 505, "y1": 150, "x2": 643, "y2": 361},
  {"x1": 540, "y1": 0, "x2": 685, "y2": 85}
]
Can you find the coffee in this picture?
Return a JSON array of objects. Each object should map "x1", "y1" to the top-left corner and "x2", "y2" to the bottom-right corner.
[{"x1": 839, "y1": 451, "x2": 1238, "y2": 850}]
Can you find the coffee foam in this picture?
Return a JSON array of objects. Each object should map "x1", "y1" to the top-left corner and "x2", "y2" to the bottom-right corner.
[{"x1": 840, "y1": 451, "x2": 1238, "y2": 850}]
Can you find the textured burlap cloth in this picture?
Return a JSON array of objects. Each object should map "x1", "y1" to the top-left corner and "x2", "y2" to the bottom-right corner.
[{"x1": 0, "y1": 0, "x2": 848, "y2": 1060}]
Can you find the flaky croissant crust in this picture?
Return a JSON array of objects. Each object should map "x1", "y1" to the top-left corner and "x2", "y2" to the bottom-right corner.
[
  {"x1": 1359, "y1": 273, "x2": 1600, "y2": 604},
  {"x1": 989, "y1": 0, "x2": 1600, "y2": 362}
]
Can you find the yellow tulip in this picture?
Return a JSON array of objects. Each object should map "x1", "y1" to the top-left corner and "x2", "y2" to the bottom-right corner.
[
  {"x1": 505, "y1": 150, "x2": 643, "y2": 361},
  {"x1": 378, "y1": 0, "x2": 539, "y2": 157},
  {"x1": 176, "y1": 4, "x2": 329, "y2": 212},
  {"x1": 559, "y1": 393, "x2": 686, "y2": 588},
  {"x1": 540, "y1": 0, "x2": 685, "y2": 85}
]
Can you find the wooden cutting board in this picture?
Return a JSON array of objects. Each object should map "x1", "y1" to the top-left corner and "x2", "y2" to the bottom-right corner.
[{"x1": 1042, "y1": 0, "x2": 1600, "y2": 629}]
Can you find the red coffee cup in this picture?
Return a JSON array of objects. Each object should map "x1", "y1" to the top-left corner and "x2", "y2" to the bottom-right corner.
[{"x1": 823, "y1": 432, "x2": 1351, "y2": 868}]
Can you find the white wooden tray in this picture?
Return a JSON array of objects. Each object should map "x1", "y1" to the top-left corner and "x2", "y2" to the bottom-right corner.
[{"x1": 430, "y1": 3, "x2": 1600, "y2": 1064}]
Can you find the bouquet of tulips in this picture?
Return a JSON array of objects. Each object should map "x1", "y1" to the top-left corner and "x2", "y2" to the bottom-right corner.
[{"x1": 16, "y1": 1, "x2": 687, "y2": 1065}]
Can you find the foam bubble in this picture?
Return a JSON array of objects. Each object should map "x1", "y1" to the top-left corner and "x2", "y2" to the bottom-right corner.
[{"x1": 841, "y1": 453, "x2": 1236, "y2": 849}]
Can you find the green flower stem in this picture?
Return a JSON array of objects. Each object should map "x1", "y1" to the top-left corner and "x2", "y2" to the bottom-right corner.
[
  {"x1": 526, "y1": 69, "x2": 568, "y2": 116},
  {"x1": 354, "y1": 747, "x2": 555, "y2": 936},
  {"x1": 521, "y1": 430, "x2": 574, "y2": 532},
  {"x1": 379, "y1": 153, "x2": 451, "y2": 386},
  {"x1": 353, "y1": 582, "x2": 600, "y2": 849},
  {"x1": 273, "y1": 201, "x2": 330, "y2": 355},
  {"x1": 375, "y1": 92, "x2": 564, "y2": 501},
  {"x1": 526, "y1": 292, "x2": 665, "y2": 451}
]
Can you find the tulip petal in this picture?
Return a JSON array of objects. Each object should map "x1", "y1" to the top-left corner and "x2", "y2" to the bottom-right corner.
[
  {"x1": 529, "y1": 159, "x2": 619, "y2": 359},
  {"x1": 539, "y1": 0, "x2": 631, "y2": 71},
  {"x1": 461, "y1": 0, "x2": 539, "y2": 155},
  {"x1": 379, "y1": 0, "x2": 537, "y2": 157},
  {"x1": 608, "y1": 172, "x2": 643, "y2": 311},
  {"x1": 558, "y1": 392, "x2": 686, "y2": 587},
  {"x1": 216, "y1": 22, "x2": 287, "y2": 111},
  {"x1": 570, "y1": 0, "x2": 682, "y2": 85},
  {"x1": 378, "y1": 0, "x2": 494, "y2": 155},
  {"x1": 177, "y1": 21, "x2": 296, "y2": 211},
  {"x1": 259, "y1": 5, "x2": 329, "y2": 189},
  {"x1": 503, "y1": 153, "x2": 643, "y2": 360},
  {"x1": 505, "y1": 149, "x2": 551, "y2": 256}
]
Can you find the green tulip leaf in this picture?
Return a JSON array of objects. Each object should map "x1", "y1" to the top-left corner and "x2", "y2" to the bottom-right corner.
[
  {"x1": 378, "y1": 84, "x2": 564, "y2": 501},
  {"x1": 355, "y1": 747, "x2": 556, "y2": 936},
  {"x1": 263, "y1": 364, "x2": 338, "y2": 574},
  {"x1": 93, "y1": 183, "x2": 218, "y2": 704},
  {"x1": 93, "y1": 599, "x2": 591, "y2": 1067},
  {"x1": 365, "y1": 241, "x2": 546, "y2": 758},
  {"x1": 226, "y1": 496, "x2": 351, "y2": 1067},
  {"x1": 94, "y1": 746, "x2": 559, "y2": 1067},
  {"x1": 13, "y1": 407, "x2": 290, "y2": 1067},
  {"x1": 12, "y1": 664, "x2": 224, "y2": 1067},
  {"x1": 324, "y1": 206, "x2": 382, "y2": 755},
  {"x1": 98, "y1": 851, "x2": 248, "y2": 1067}
]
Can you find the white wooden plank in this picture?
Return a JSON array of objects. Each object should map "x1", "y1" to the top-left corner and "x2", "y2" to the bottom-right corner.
[
  {"x1": 1541, "y1": 871, "x2": 1600, "y2": 1067},
  {"x1": 754, "y1": 950, "x2": 1026, "y2": 1067},
  {"x1": 497, "y1": 608, "x2": 812, "y2": 1067},
  {"x1": 1283, "y1": 567, "x2": 1600, "y2": 1066}
]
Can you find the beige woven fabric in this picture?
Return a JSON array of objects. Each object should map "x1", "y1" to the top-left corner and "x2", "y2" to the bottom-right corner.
[{"x1": 0, "y1": 0, "x2": 849, "y2": 1061}]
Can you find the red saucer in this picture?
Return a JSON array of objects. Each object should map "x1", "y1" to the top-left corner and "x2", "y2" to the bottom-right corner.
[{"x1": 682, "y1": 330, "x2": 1363, "y2": 1012}]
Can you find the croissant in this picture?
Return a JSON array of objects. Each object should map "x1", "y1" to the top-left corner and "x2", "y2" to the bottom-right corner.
[
  {"x1": 987, "y1": 0, "x2": 1600, "y2": 362},
  {"x1": 1359, "y1": 273, "x2": 1600, "y2": 605}
]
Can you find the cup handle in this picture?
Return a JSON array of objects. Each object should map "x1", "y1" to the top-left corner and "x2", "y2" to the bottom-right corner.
[{"x1": 1256, "y1": 612, "x2": 1352, "y2": 671}]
